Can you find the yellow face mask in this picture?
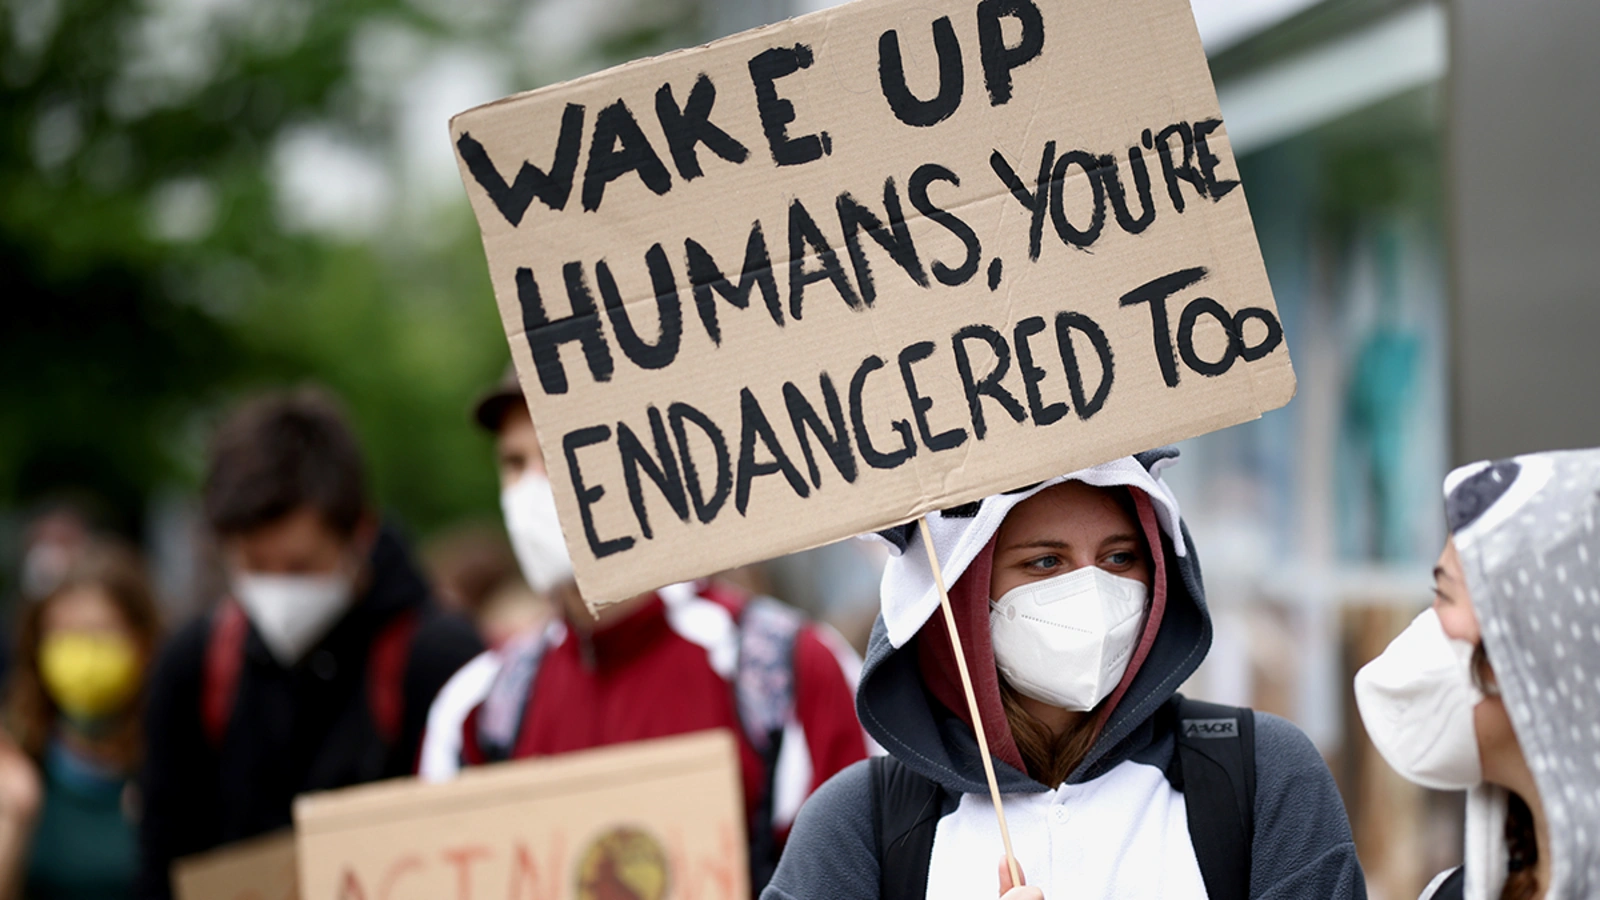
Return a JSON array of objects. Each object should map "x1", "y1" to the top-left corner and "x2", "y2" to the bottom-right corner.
[{"x1": 39, "y1": 633, "x2": 141, "y2": 721}]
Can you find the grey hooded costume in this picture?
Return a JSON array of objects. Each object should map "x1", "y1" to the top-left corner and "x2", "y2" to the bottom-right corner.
[
  {"x1": 1419, "y1": 449, "x2": 1600, "y2": 899},
  {"x1": 764, "y1": 449, "x2": 1365, "y2": 900}
]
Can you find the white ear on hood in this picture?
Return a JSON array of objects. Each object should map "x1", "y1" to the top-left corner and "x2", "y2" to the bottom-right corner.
[{"x1": 870, "y1": 455, "x2": 1186, "y2": 650}]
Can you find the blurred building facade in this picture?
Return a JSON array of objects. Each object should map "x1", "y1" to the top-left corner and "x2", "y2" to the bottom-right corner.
[
  {"x1": 1174, "y1": 5, "x2": 1452, "y2": 898},
  {"x1": 1450, "y1": 0, "x2": 1600, "y2": 464},
  {"x1": 1170, "y1": 1, "x2": 1600, "y2": 897}
]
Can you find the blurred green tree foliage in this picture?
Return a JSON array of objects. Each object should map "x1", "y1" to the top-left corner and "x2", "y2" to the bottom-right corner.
[{"x1": 0, "y1": 0, "x2": 703, "y2": 538}]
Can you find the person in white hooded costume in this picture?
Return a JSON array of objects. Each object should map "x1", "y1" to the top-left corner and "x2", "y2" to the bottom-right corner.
[
  {"x1": 767, "y1": 448, "x2": 1364, "y2": 900},
  {"x1": 1356, "y1": 448, "x2": 1600, "y2": 900}
]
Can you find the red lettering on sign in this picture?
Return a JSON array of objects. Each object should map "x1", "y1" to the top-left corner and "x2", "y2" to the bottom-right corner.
[
  {"x1": 336, "y1": 869, "x2": 367, "y2": 900},
  {"x1": 443, "y1": 845, "x2": 493, "y2": 900},
  {"x1": 378, "y1": 854, "x2": 423, "y2": 900},
  {"x1": 665, "y1": 826, "x2": 740, "y2": 900},
  {"x1": 508, "y1": 834, "x2": 565, "y2": 900}
]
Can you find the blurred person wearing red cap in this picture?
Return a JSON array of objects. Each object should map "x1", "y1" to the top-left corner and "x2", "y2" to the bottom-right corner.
[{"x1": 418, "y1": 369, "x2": 869, "y2": 893}]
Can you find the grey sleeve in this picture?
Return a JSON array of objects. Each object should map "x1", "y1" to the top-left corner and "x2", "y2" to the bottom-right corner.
[
  {"x1": 763, "y1": 760, "x2": 880, "y2": 900},
  {"x1": 1249, "y1": 712, "x2": 1368, "y2": 900}
]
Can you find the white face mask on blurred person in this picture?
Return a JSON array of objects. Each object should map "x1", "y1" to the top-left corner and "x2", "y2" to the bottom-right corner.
[
  {"x1": 1354, "y1": 607, "x2": 1484, "y2": 791},
  {"x1": 989, "y1": 566, "x2": 1147, "y2": 712},
  {"x1": 233, "y1": 570, "x2": 357, "y2": 666},
  {"x1": 501, "y1": 473, "x2": 574, "y2": 594}
]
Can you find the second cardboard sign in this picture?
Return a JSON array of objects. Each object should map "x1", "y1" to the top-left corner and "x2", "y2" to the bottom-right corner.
[{"x1": 293, "y1": 730, "x2": 747, "y2": 900}]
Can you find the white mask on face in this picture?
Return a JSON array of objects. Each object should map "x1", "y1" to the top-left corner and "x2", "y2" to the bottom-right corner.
[
  {"x1": 1354, "y1": 607, "x2": 1484, "y2": 791},
  {"x1": 501, "y1": 473, "x2": 574, "y2": 594},
  {"x1": 232, "y1": 570, "x2": 356, "y2": 666},
  {"x1": 989, "y1": 566, "x2": 1148, "y2": 712}
]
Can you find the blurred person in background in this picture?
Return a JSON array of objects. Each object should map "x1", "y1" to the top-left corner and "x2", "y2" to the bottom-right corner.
[
  {"x1": 17, "y1": 507, "x2": 95, "y2": 605},
  {"x1": 0, "y1": 505, "x2": 102, "y2": 692},
  {"x1": 1357, "y1": 450, "x2": 1600, "y2": 900},
  {"x1": 469, "y1": 579, "x2": 549, "y2": 649},
  {"x1": 766, "y1": 449, "x2": 1365, "y2": 900},
  {"x1": 0, "y1": 544, "x2": 160, "y2": 900},
  {"x1": 418, "y1": 370, "x2": 869, "y2": 893},
  {"x1": 136, "y1": 388, "x2": 482, "y2": 900},
  {"x1": 421, "y1": 523, "x2": 550, "y2": 647}
]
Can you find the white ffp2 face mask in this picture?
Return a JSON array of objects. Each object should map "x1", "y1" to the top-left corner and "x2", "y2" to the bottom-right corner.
[
  {"x1": 232, "y1": 571, "x2": 356, "y2": 666},
  {"x1": 501, "y1": 473, "x2": 574, "y2": 594},
  {"x1": 1354, "y1": 607, "x2": 1485, "y2": 791},
  {"x1": 989, "y1": 566, "x2": 1148, "y2": 712}
]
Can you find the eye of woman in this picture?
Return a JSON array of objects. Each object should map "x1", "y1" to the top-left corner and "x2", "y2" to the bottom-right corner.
[
  {"x1": 1022, "y1": 554, "x2": 1063, "y2": 573},
  {"x1": 1431, "y1": 566, "x2": 1459, "y2": 606},
  {"x1": 1101, "y1": 549, "x2": 1139, "y2": 570}
]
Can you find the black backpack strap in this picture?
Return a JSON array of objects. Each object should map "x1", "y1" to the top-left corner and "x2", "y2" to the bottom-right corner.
[
  {"x1": 871, "y1": 756, "x2": 943, "y2": 900},
  {"x1": 1167, "y1": 695, "x2": 1257, "y2": 900}
]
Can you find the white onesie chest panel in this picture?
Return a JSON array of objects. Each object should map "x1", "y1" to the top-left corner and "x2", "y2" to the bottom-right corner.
[{"x1": 923, "y1": 760, "x2": 1208, "y2": 900}]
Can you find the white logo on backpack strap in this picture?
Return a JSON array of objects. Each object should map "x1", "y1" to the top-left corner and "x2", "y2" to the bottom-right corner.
[{"x1": 1182, "y1": 718, "x2": 1238, "y2": 739}]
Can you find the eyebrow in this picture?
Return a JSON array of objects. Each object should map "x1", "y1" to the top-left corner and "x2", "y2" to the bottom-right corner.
[
  {"x1": 1001, "y1": 539, "x2": 1070, "y2": 553},
  {"x1": 1000, "y1": 533, "x2": 1142, "y2": 554}
]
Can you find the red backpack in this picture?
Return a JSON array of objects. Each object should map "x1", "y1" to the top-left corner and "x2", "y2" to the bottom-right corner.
[{"x1": 200, "y1": 603, "x2": 419, "y2": 747}]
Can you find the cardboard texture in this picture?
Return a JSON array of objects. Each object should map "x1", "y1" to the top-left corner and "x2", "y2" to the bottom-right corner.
[
  {"x1": 293, "y1": 730, "x2": 747, "y2": 900},
  {"x1": 453, "y1": 0, "x2": 1295, "y2": 607},
  {"x1": 173, "y1": 831, "x2": 299, "y2": 900}
]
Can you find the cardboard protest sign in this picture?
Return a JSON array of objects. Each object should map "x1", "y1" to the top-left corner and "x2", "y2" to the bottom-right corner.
[
  {"x1": 293, "y1": 730, "x2": 746, "y2": 900},
  {"x1": 453, "y1": 0, "x2": 1295, "y2": 608},
  {"x1": 173, "y1": 831, "x2": 299, "y2": 900}
]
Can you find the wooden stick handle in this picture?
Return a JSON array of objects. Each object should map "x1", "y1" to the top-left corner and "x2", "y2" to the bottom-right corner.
[{"x1": 918, "y1": 516, "x2": 1022, "y2": 890}]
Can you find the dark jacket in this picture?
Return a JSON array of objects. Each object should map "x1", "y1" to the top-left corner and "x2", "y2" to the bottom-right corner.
[
  {"x1": 135, "y1": 528, "x2": 482, "y2": 900},
  {"x1": 764, "y1": 455, "x2": 1366, "y2": 900}
]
